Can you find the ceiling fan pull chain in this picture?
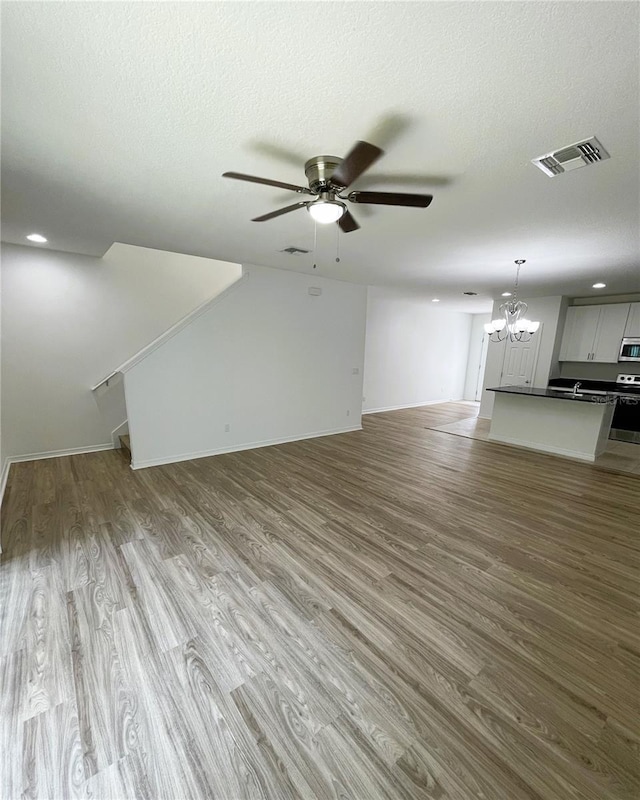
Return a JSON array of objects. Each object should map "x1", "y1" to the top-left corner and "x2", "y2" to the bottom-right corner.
[
  {"x1": 336, "y1": 225, "x2": 341, "y2": 263},
  {"x1": 312, "y1": 220, "x2": 318, "y2": 269}
]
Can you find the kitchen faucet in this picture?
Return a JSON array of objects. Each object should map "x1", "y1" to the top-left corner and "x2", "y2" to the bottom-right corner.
[{"x1": 572, "y1": 381, "x2": 582, "y2": 397}]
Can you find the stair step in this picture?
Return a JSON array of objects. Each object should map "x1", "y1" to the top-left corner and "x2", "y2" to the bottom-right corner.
[{"x1": 119, "y1": 434, "x2": 131, "y2": 461}]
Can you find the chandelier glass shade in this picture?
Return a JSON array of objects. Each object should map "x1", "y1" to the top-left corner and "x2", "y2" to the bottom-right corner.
[{"x1": 484, "y1": 260, "x2": 540, "y2": 342}]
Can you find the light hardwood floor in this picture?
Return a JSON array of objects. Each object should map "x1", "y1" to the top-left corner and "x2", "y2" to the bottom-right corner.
[{"x1": 1, "y1": 402, "x2": 639, "y2": 799}]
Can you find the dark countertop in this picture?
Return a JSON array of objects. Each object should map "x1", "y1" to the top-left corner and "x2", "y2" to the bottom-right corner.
[{"x1": 487, "y1": 386, "x2": 618, "y2": 404}]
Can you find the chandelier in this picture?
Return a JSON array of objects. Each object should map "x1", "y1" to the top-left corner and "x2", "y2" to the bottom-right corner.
[{"x1": 484, "y1": 259, "x2": 540, "y2": 342}]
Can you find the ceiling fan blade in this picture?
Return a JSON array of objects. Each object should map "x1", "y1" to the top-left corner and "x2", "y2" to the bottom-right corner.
[
  {"x1": 347, "y1": 191, "x2": 433, "y2": 208},
  {"x1": 338, "y1": 209, "x2": 360, "y2": 233},
  {"x1": 223, "y1": 172, "x2": 312, "y2": 194},
  {"x1": 252, "y1": 202, "x2": 309, "y2": 222},
  {"x1": 329, "y1": 141, "x2": 384, "y2": 189}
]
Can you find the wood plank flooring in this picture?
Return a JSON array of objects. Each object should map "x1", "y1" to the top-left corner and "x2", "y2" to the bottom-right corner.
[
  {"x1": 1, "y1": 402, "x2": 639, "y2": 799},
  {"x1": 428, "y1": 403, "x2": 640, "y2": 476}
]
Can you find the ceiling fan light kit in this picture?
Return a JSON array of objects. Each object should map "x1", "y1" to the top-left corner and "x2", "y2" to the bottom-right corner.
[
  {"x1": 223, "y1": 139, "x2": 434, "y2": 233},
  {"x1": 307, "y1": 196, "x2": 345, "y2": 224},
  {"x1": 484, "y1": 260, "x2": 541, "y2": 342}
]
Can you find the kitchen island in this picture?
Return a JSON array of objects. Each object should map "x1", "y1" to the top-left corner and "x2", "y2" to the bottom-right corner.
[{"x1": 487, "y1": 386, "x2": 616, "y2": 462}]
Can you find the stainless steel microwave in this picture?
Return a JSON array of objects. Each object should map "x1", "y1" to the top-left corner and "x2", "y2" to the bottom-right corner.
[{"x1": 619, "y1": 337, "x2": 640, "y2": 361}]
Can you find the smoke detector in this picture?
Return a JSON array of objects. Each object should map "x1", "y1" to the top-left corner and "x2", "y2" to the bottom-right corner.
[{"x1": 532, "y1": 136, "x2": 609, "y2": 177}]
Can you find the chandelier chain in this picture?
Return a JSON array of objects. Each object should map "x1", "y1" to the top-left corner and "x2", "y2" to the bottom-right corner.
[{"x1": 513, "y1": 259, "x2": 525, "y2": 299}]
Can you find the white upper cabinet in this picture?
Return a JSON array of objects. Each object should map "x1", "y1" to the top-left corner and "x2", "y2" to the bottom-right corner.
[
  {"x1": 593, "y1": 304, "x2": 631, "y2": 362},
  {"x1": 624, "y1": 303, "x2": 640, "y2": 337},
  {"x1": 558, "y1": 307, "x2": 575, "y2": 361},
  {"x1": 559, "y1": 306, "x2": 600, "y2": 361},
  {"x1": 559, "y1": 303, "x2": 630, "y2": 362}
]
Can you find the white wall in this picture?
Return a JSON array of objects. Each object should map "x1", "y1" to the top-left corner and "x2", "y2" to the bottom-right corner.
[
  {"x1": 463, "y1": 313, "x2": 491, "y2": 401},
  {"x1": 123, "y1": 265, "x2": 367, "y2": 469},
  {"x1": 362, "y1": 287, "x2": 473, "y2": 413},
  {"x1": 479, "y1": 295, "x2": 567, "y2": 418},
  {"x1": 1, "y1": 242, "x2": 241, "y2": 463},
  {"x1": 0, "y1": 256, "x2": 3, "y2": 496}
]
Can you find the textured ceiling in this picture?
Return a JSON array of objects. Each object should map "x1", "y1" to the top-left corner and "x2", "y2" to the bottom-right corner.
[{"x1": 2, "y1": 1, "x2": 639, "y2": 311}]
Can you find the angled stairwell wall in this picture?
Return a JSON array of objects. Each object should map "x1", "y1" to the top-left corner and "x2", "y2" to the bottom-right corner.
[
  {"x1": 1, "y1": 242, "x2": 241, "y2": 484},
  {"x1": 121, "y1": 265, "x2": 368, "y2": 469}
]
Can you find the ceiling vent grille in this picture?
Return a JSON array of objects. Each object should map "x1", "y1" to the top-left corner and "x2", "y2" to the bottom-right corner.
[
  {"x1": 532, "y1": 136, "x2": 609, "y2": 177},
  {"x1": 281, "y1": 246, "x2": 309, "y2": 255}
]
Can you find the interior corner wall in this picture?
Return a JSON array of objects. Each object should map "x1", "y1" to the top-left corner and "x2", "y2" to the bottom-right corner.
[
  {"x1": 463, "y1": 313, "x2": 491, "y2": 401},
  {"x1": 478, "y1": 295, "x2": 566, "y2": 419},
  {"x1": 0, "y1": 242, "x2": 240, "y2": 461},
  {"x1": 123, "y1": 265, "x2": 368, "y2": 469},
  {"x1": 362, "y1": 287, "x2": 473, "y2": 414}
]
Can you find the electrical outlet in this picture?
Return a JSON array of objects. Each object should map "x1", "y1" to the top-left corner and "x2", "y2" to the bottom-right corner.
[
  {"x1": 224, "y1": 424, "x2": 230, "y2": 432},
  {"x1": 346, "y1": 410, "x2": 350, "y2": 417},
  {"x1": 352, "y1": 367, "x2": 359, "y2": 375}
]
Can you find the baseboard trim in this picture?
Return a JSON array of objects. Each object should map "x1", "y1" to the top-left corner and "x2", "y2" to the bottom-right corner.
[
  {"x1": 363, "y1": 400, "x2": 452, "y2": 415},
  {"x1": 0, "y1": 458, "x2": 12, "y2": 514},
  {"x1": 487, "y1": 434, "x2": 596, "y2": 462},
  {"x1": 131, "y1": 425, "x2": 363, "y2": 470},
  {"x1": 6, "y1": 443, "x2": 115, "y2": 466}
]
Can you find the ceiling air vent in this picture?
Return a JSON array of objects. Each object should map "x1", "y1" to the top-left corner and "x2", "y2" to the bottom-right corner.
[
  {"x1": 281, "y1": 246, "x2": 309, "y2": 255},
  {"x1": 532, "y1": 137, "x2": 609, "y2": 177}
]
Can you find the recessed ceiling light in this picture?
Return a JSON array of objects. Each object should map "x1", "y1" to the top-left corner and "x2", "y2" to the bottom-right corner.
[
  {"x1": 501, "y1": 292, "x2": 512, "y2": 297},
  {"x1": 592, "y1": 282, "x2": 606, "y2": 289},
  {"x1": 26, "y1": 233, "x2": 47, "y2": 243},
  {"x1": 432, "y1": 298, "x2": 440, "y2": 303}
]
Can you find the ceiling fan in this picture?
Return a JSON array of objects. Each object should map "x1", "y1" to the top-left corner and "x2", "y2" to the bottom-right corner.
[{"x1": 222, "y1": 140, "x2": 433, "y2": 233}]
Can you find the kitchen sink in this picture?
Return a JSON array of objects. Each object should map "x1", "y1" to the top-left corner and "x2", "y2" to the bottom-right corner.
[{"x1": 548, "y1": 387, "x2": 608, "y2": 396}]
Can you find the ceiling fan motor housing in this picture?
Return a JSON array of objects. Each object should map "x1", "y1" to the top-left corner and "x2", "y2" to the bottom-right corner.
[{"x1": 304, "y1": 156, "x2": 343, "y2": 192}]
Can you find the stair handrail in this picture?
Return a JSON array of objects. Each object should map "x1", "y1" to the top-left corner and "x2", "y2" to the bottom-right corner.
[{"x1": 92, "y1": 371, "x2": 121, "y2": 392}]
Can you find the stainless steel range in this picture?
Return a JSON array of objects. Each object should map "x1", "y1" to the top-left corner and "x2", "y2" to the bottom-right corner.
[{"x1": 610, "y1": 373, "x2": 640, "y2": 444}]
